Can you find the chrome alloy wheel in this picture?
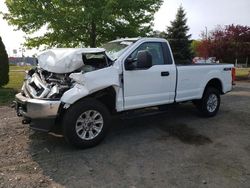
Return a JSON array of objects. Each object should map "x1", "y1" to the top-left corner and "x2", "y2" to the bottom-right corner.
[
  {"x1": 206, "y1": 94, "x2": 218, "y2": 113},
  {"x1": 75, "y1": 110, "x2": 104, "y2": 140}
]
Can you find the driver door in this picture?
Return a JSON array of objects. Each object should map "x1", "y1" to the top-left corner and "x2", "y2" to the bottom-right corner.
[{"x1": 123, "y1": 42, "x2": 174, "y2": 110}]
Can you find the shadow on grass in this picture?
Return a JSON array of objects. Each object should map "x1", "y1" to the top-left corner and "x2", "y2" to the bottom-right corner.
[{"x1": 0, "y1": 87, "x2": 17, "y2": 105}]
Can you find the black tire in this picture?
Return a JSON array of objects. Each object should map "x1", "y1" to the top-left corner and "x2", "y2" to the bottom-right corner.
[
  {"x1": 62, "y1": 98, "x2": 110, "y2": 149},
  {"x1": 195, "y1": 87, "x2": 221, "y2": 117}
]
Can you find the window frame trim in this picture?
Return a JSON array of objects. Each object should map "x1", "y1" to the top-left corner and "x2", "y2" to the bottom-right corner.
[{"x1": 126, "y1": 41, "x2": 167, "y2": 66}]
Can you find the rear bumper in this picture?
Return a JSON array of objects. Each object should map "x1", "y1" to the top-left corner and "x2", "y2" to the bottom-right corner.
[{"x1": 15, "y1": 93, "x2": 61, "y2": 131}]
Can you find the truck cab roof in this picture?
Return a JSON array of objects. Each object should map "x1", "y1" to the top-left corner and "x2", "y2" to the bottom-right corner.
[{"x1": 110, "y1": 37, "x2": 168, "y2": 43}]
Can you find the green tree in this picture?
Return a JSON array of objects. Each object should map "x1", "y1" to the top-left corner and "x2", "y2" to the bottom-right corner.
[
  {"x1": 166, "y1": 6, "x2": 193, "y2": 64},
  {"x1": 191, "y1": 40, "x2": 201, "y2": 57},
  {"x1": 2, "y1": 0, "x2": 163, "y2": 48},
  {"x1": 0, "y1": 36, "x2": 9, "y2": 87},
  {"x1": 149, "y1": 30, "x2": 166, "y2": 38}
]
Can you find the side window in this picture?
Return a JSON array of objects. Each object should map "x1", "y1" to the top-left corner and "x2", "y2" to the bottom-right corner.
[{"x1": 130, "y1": 42, "x2": 165, "y2": 65}]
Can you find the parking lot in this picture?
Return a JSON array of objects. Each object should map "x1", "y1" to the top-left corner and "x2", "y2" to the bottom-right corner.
[{"x1": 0, "y1": 81, "x2": 250, "y2": 188}]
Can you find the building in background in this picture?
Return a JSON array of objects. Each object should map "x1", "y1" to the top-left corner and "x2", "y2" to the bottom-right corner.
[{"x1": 8, "y1": 56, "x2": 37, "y2": 66}]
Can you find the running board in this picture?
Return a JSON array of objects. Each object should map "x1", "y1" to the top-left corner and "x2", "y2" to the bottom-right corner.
[{"x1": 119, "y1": 107, "x2": 167, "y2": 120}]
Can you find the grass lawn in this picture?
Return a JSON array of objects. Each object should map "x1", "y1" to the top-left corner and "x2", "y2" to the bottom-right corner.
[
  {"x1": 0, "y1": 66, "x2": 31, "y2": 105},
  {"x1": 235, "y1": 68, "x2": 250, "y2": 80},
  {"x1": 9, "y1": 65, "x2": 31, "y2": 71}
]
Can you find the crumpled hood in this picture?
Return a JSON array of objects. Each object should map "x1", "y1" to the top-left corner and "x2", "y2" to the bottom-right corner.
[{"x1": 37, "y1": 48, "x2": 105, "y2": 74}]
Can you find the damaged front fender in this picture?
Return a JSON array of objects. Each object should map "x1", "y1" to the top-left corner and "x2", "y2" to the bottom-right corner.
[{"x1": 61, "y1": 66, "x2": 120, "y2": 105}]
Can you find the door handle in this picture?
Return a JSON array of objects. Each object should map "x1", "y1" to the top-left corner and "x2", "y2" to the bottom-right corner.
[{"x1": 161, "y1": 71, "x2": 170, "y2": 76}]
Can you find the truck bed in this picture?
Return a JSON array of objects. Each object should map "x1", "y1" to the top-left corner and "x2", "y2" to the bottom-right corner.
[{"x1": 175, "y1": 63, "x2": 233, "y2": 102}]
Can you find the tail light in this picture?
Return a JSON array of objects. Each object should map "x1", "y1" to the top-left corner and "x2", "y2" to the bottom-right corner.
[{"x1": 232, "y1": 67, "x2": 236, "y2": 85}]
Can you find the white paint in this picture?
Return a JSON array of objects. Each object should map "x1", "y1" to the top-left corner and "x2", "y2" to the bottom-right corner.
[
  {"x1": 56, "y1": 38, "x2": 233, "y2": 112},
  {"x1": 123, "y1": 64, "x2": 176, "y2": 110},
  {"x1": 175, "y1": 65, "x2": 233, "y2": 102},
  {"x1": 61, "y1": 66, "x2": 120, "y2": 104},
  {"x1": 38, "y1": 48, "x2": 105, "y2": 73}
]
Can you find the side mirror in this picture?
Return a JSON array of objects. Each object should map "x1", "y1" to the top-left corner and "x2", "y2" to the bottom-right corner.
[
  {"x1": 125, "y1": 58, "x2": 136, "y2": 70},
  {"x1": 136, "y1": 50, "x2": 152, "y2": 69}
]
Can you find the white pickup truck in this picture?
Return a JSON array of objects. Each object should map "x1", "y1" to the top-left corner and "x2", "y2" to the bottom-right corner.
[{"x1": 15, "y1": 38, "x2": 234, "y2": 148}]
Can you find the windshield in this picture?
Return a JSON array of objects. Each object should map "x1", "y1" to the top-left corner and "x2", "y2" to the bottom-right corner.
[{"x1": 102, "y1": 41, "x2": 134, "y2": 61}]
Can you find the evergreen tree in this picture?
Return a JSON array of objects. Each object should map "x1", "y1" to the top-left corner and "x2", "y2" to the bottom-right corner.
[
  {"x1": 0, "y1": 36, "x2": 9, "y2": 87},
  {"x1": 166, "y1": 6, "x2": 193, "y2": 64}
]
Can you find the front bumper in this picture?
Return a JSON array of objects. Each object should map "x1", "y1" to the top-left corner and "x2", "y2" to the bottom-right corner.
[{"x1": 15, "y1": 93, "x2": 61, "y2": 132}]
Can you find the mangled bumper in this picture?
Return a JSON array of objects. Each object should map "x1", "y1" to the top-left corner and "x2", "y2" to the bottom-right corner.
[{"x1": 15, "y1": 93, "x2": 61, "y2": 132}]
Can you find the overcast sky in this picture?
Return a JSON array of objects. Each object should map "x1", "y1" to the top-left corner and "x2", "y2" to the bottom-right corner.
[{"x1": 1, "y1": 0, "x2": 250, "y2": 56}]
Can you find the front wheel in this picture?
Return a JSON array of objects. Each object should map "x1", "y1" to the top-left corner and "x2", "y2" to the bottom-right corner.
[
  {"x1": 62, "y1": 98, "x2": 110, "y2": 149},
  {"x1": 195, "y1": 87, "x2": 221, "y2": 117}
]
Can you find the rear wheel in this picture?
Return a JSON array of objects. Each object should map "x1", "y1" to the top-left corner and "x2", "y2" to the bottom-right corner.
[
  {"x1": 195, "y1": 87, "x2": 220, "y2": 117},
  {"x1": 62, "y1": 98, "x2": 110, "y2": 149}
]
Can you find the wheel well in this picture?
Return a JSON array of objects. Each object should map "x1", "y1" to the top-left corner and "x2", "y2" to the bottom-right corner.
[
  {"x1": 205, "y1": 78, "x2": 223, "y2": 94},
  {"x1": 52, "y1": 87, "x2": 116, "y2": 134},
  {"x1": 88, "y1": 86, "x2": 117, "y2": 114}
]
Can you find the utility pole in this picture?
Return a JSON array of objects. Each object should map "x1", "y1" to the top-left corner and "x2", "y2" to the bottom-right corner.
[
  {"x1": 205, "y1": 26, "x2": 208, "y2": 40},
  {"x1": 19, "y1": 46, "x2": 25, "y2": 66},
  {"x1": 205, "y1": 26, "x2": 208, "y2": 63}
]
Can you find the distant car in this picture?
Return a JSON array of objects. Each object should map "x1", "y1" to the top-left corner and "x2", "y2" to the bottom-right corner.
[{"x1": 193, "y1": 57, "x2": 218, "y2": 64}]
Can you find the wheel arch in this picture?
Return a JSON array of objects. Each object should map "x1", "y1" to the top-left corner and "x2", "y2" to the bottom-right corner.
[
  {"x1": 53, "y1": 86, "x2": 116, "y2": 133},
  {"x1": 64, "y1": 86, "x2": 117, "y2": 113},
  {"x1": 204, "y1": 78, "x2": 223, "y2": 95},
  {"x1": 87, "y1": 86, "x2": 117, "y2": 114}
]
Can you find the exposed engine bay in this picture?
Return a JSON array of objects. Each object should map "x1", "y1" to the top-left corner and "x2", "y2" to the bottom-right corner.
[
  {"x1": 21, "y1": 49, "x2": 111, "y2": 99},
  {"x1": 22, "y1": 68, "x2": 72, "y2": 99}
]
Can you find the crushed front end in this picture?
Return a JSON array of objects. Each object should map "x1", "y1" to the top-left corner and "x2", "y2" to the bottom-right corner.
[
  {"x1": 14, "y1": 68, "x2": 72, "y2": 131},
  {"x1": 14, "y1": 48, "x2": 111, "y2": 132}
]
